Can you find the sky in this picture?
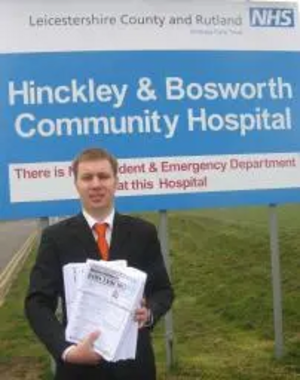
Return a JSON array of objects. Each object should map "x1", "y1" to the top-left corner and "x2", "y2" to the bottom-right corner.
[
  {"x1": 249, "y1": 0, "x2": 299, "y2": 13},
  {"x1": 252, "y1": 0, "x2": 299, "y2": 4}
]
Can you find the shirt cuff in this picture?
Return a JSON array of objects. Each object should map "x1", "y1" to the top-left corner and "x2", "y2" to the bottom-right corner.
[
  {"x1": 61, "y1": 345, "x2": 76, "y2": 362},
  {"x1": 144, "y1": 308, "x2": 153, "y2": 327}
]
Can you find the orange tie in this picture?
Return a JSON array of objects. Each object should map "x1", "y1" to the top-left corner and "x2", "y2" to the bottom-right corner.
[{"x1": 94, "y1": 223, "x2": 109, "y2": 261}]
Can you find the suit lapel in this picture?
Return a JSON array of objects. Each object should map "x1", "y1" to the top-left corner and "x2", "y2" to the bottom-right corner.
[
  {"x1": 69, "y1": 213, "x2": 100, "y2": 260},
  {"x1": 109, "y1": 213, "x2": 131, "y2": 261}
]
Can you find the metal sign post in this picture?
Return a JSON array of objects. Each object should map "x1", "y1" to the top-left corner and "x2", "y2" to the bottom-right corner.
[
  {"x1": 39, "y1": 216, "x2": 50, "y2": 234},
  {"x1": 268, "y1": 204, "x2": 284, "y2": 358},
  {"x1": 158, "y1": 210, "x2": 174, "y2": 369}
]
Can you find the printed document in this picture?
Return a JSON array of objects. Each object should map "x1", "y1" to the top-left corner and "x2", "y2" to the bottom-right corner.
[{"x1": 64, "y1": 260, "x2": 146, "y2": 361}]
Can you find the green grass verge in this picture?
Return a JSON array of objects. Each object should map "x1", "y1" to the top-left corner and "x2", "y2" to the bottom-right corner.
[
  {"x1": 0, "y1": 249, "x2": 51, "y2": 379},
  {"x1": 1, "y1": 204, "x2": 300, "y2": 379}
]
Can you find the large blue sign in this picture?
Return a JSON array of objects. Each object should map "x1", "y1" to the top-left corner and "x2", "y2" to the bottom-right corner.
[
  {"x1": 0, "y1": 50, "x2": 300, "y2": 219},
  {"x1": 0, "y1": 1, "x2": 300, "y2": 219}
]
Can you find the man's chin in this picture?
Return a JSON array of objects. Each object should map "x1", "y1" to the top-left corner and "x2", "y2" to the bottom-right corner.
[
  {"x1": 90, "y1": 201, "x2": 105, "y2": 209},
  {"x1": 89, "y1": 196, "x2": 104, "y2": 204}
]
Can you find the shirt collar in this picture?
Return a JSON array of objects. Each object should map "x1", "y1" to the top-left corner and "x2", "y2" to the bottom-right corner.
[{"x1": 82, "y1": 208, "x2": 115, "y2": 230}]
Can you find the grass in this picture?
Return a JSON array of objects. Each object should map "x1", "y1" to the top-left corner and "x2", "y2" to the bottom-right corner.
[
  {"x1": 1, "y1": 204, "x2": 300, "y2": 379},
  {"x1": 0, "y1": 249, "x2": 52, "y2": 379}
]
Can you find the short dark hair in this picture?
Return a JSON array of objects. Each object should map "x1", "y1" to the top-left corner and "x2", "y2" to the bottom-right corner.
[{"x1": 72, "y1": 148, "x2": 118, "y2": 179}]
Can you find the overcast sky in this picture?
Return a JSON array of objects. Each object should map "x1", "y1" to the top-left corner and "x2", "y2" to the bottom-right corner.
[
  {"x1": 255, "y1": 0, "x2": 299, "y2": 13},
  {"x1": 251, "y1": 0, "x2": 299, "y2": 3},
  {"x1": 246, "y1": 0, "x2": 299, "y2": 12},
  {"x1": 244, "y1": 0, "x2": 299, "y2": 3}
]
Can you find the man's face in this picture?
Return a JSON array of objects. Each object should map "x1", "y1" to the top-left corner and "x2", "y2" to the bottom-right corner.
[{"x1": 75, "y1": 159, "x2": 118, "y2": 217}]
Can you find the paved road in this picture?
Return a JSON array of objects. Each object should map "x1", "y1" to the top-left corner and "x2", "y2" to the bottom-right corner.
[{"x1": 0, "y1": 219, "x2": 38, "y2": 273}]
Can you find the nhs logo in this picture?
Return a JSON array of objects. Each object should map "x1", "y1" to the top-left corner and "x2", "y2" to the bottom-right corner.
[{"x1": 250, "y1": 7, "x2": 295, "y2": 27}]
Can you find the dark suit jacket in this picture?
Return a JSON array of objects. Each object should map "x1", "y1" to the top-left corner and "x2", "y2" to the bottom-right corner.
[{"x1": 25, "y1": 212, "x2": 174, "y2": 380}]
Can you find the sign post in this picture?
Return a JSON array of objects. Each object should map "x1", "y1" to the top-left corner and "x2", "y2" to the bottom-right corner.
[
  {"x1": 269, "y1": 204, "x2": 284, "y2": 358},
  {"x1": 159, "y1": 210, "x2": 174, "y2": 368}
]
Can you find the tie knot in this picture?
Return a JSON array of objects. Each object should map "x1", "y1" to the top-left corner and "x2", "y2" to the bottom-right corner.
[{"x1": 94, "y1": 223, "x2": 107, "y2": 237}]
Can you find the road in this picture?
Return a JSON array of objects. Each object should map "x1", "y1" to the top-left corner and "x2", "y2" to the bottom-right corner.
[{"x1": 0, "y1": 219, "x2": 38, "y2": 273}]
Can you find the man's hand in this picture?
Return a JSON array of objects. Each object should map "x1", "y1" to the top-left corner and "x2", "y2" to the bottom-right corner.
[
  {"x1": 134, "y1": 299, "x2": 152, "y2": 329},
  {"x1": 64, "y1": 331, "x2": 102, "y2": 365}
]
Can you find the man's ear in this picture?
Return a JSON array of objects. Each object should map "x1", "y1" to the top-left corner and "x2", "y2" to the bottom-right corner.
[
  {"x1": 74, "y1": 178, "x2": 79, "y2": 192},
  {"x1": 115, "y1": 176, "x2": 119, "y2": 189}
]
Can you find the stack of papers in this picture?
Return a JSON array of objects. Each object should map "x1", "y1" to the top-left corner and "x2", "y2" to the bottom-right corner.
[{"x1": 64, "y1": 260, "x2": 147, "y2": 362}]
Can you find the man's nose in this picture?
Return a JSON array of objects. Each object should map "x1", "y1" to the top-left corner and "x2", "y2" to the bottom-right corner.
[{"x1": 91, "y1": 176, "x2": 102, "y2": 187}]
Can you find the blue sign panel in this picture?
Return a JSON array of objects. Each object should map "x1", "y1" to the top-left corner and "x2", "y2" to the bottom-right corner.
[{"x1": 0, "y1": 49, "x2": 300, "y2": 219}]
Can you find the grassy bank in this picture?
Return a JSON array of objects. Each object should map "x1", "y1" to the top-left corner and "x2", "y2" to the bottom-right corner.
[
  {"x1": 1, "y1": 204, "x2": 300, "y2": 379},
  {"x1": 0, "y1": 249, "x2": 50, "y2": 379}
]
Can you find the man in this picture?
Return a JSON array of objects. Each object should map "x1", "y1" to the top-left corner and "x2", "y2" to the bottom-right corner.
[{"x1": 25, "y1": 148, "x2": 174, "y2": 380}]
